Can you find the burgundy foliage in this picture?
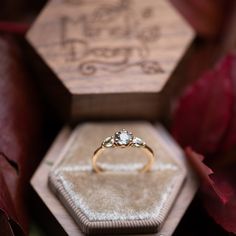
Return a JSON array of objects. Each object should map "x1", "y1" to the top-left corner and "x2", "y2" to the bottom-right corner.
[
  {"x1": 0, "y1": 36, "x2": 43, "y2": 235},
  {"x1": 172, "y1": 54, "x2": 236, "y2": 233}
]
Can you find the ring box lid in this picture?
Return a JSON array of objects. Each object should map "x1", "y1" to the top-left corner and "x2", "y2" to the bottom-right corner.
[{"x1": 26, "y1": 0, "x2": 194, "y2": 121}]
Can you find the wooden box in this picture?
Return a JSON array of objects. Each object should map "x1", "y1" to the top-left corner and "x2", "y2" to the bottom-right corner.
[
  {"x1": 26, "y1": 0, "x2": 194, "y2": 122},
  {"x1": 31, "y1": 123, "x2": 198, "y2": 236}
]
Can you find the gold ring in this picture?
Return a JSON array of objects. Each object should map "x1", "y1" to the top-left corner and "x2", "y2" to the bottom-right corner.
[{"x1": 92, "y1": 129, "x2": 155, "y2": 173}]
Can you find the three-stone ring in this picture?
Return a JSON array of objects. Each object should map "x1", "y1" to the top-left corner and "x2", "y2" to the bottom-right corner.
[{"x1": 92, "y1": 129, "x2": 155, "y2": 173}]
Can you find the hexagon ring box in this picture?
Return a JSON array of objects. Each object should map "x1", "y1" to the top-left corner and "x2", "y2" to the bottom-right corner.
[
  {"x1": 27, "y1": 0, "x2": 193, "y2": 121},
  {"x1": 48, "y1": 122, "x2": 187, "y2": 235}
]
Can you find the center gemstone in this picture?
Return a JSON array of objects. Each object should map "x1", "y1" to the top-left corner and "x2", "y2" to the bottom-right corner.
[{"x1": 115, "y1": 130, "x2": 133, "y2": 146}]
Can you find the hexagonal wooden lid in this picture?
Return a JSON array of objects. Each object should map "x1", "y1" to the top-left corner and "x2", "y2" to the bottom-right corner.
[{"x1": 27, "y1": 0, "x2": 193, "y2": 95}]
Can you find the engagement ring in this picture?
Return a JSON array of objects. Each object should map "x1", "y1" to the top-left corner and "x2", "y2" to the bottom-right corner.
[{"x1": 92, "y1": 129, "x2": 155, "y2": 173}]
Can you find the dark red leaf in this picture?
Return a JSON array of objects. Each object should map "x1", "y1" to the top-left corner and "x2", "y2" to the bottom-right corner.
[
  {"x1": 185, "y1": 148, "x2": 236, "y2": 233},
  {"x1": 172, "y1": 53, "x2": 236, "y2": 233},
  {"x1": 185, "y1": 147, "x2": 228, "y2": 204},
  {"x1": 0, "y1": 210, "x2": 15, "y2": 236},
  {"x1": 0, "y1": 36, "x2": 43, "y2": 235},
  {"x1": 203, "y1": 172, "x2": 236, "y2": 234},
  {"x1": 0, "y1": 22, "x2": 30, "y2": 35},
  {"x1": 172, "y1": 54, "x2": 234, "y2": 155},
  {"x1": 220, "y1": 55, "x2": 236, "y2": 151},
  {"x1": 170, "y1": 0, "x2": 233, "y2": 38}
]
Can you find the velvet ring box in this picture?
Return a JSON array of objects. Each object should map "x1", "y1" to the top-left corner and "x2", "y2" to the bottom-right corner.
[
  {"x1": 48, "y1": 122, "x2": 188, "y2": 235},
  {"x1": 27, "y1": 1, "x2": 198, "y2": 234}
]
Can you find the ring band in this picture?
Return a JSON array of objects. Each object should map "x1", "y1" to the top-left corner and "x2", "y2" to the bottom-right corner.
[{"x1": 92, "y1": 129, "x2": 155, "y2": 173}]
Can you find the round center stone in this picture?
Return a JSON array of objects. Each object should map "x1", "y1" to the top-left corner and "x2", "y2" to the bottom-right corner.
[{"x1": 115, "y1": 130, "x2": 133, "y2": 145}]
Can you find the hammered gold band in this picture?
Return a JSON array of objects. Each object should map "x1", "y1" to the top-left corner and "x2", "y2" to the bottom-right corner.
[{"x1": 92, "y1": 129, "x2": 155, "y2": 173}]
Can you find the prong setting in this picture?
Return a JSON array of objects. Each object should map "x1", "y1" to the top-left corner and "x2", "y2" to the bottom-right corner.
[
  {"x1": 114, "y1": 129, "x2": 133, "y2": 147},
  {"x1": 102, "y1": 129, "x2": 145, "y2": 148},
  {"x1": 94, "y1": 129, "x2": 154, "y2": 173}
]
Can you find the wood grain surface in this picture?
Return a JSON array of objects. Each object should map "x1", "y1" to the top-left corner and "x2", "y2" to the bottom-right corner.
[
  {"x1": 27, "y1": 0, "x2": 193, "y2": 94},
  {"x1": 26, "y1": 0, "x2": 194, "y2": 121}
]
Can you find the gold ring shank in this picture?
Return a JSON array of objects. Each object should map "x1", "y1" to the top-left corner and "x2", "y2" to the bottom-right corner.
[{"x1": 92, "y1": 144, "x2": 155, "y2": 173}]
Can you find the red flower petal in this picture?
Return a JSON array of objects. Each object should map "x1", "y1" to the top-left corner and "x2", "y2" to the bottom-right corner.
[
  {"x1": 185, "y1": 148, "x2": 236, "y2": 233},
  {"x1": 172, "y1": 54, "x2": 234, "y2": 155}
]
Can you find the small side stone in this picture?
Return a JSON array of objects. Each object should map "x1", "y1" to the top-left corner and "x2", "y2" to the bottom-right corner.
[
  {"x1": 103, "y1": 136, "x2": 114, "y2": 147},
  {"x1": 132, "y1": 137, "x2": 145, "y2": 147}
]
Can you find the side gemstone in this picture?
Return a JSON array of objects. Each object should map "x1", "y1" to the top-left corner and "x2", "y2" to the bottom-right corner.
[
  {"x1": 103, "y1": 136, "x2": 115, "y2": 148},
  {"x1": 132, "y1": 137, "x2": 145, "y2": 147}
]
